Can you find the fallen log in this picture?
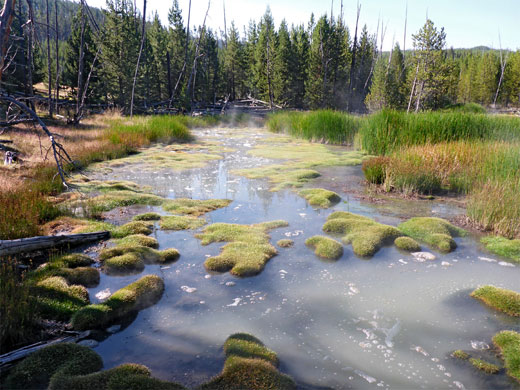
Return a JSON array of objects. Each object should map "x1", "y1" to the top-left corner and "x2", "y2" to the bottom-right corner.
[
  {"x1": 0, "y1": 231, "x2": 110, "y2": 257},
  {"x1": 0, "y1": 330, "x2": 91, "y2": 370}
]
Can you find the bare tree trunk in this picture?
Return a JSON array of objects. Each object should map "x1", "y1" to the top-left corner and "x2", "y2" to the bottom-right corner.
[
  {"x1": 266, "y1": 34, "x2": 273, "y2": 108},
  {"x1": 75, "y1": 5, "x2": 85, "y2": 123},
  {"x1": 407, "y1": 61, "x2": 419, "y2": 113},
  {"x1": 26, "y1": 0, "x2": 35, "y2": 105},
  {"x1": 54, "y1": 0, "x2": 59, "y2": 114},
  {"x1": 45, "y1": 0, "x2": 53, "y2": 117},
  {"x1": 347, "y1": 1, "x2": 361, "y2": 110},
  {"x1": 0, "y1": 0, "x2": 16, "y2": 82},
  {"x1": 168, "y1": 0, "x2": 191, "y2": 107},
  {"x1": 130, "y1": 0, "x2": 147, "y2": 117},
  {"x1": 493, "y1": 33, "x2": 507, "y2": 106},
  {"x1": 16, "y1": 0, "x2": 28, "y2": 94},
  {"x1": 166, "y1": 51, "x2": 172, "y2": 98}
]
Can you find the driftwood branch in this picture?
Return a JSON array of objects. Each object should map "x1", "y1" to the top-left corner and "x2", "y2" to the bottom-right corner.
[{"x1": 0, "y1": 231, "x2": 110, "y2": 257}]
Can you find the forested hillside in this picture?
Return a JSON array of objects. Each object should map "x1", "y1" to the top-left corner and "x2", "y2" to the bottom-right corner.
[{"x1": 1, "y1": 0, "x2": 519, "y2": 114}]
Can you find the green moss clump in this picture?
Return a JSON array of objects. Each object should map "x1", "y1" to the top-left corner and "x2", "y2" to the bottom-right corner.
[
  {"x1": 299, "y1": 188, "x2": 341, "y2": 208},
  {"x1": 305, "y1": 236, "x2": 343, "y2": 260},
  {"x1": 200, "y1": 333, "x2": 296, "y2": 390},
  {"x1": 235, "y1": 165, "x2": 321, "y2": 192},
  {"x1": 100, "y1": 245, "x2": 180, "y2": 269},
  {"x1": 323, "y1": 211, "x2": 402, "y2": 257},
  {"x1": 481, "y1": 236, "x2": 520, "y2": 264},
  {"x1": 159, "y1": 215, "x2": 206, "y2": 230},
  {"x1": 493, "y1": 331, "x2": 520, "y2": 382},
  {"x1": 115, "y1": 234, "x2": 159, "y2": 248},
  {"x1": 104, "y1": 253, "x2": 145, "y2": 275},
  {"x1": 470, "y1": 358, "x2": 500, "y2": 374},
  {"x1": 196, "y1": 220, "x2": 288, "y2": 277},
  {"x1": 470, "y1": 285, "x2": 520, "y2": 317},
  {"x1": 452, "y1": 350, "x2": 470, "y2": 360},
  {"x1": 4, "y1": 343, "x2": 103, "y2": 390},
  {"x1": 71, "y1": 275, "x2": 164, "y2": 330},
  {"x1": 398, "y1": 217, "x2": 465, "y2": 252},
  {"x1": 162, "y1": 198, "x2": 231, "y2": 216},
  {"x1": 277, "y1": 239, "x2": 294, "y2": 248},
  {"x1": 73, "y1": 190, "x2": 164, "y2": 213},
  {"x1": 394, "y1": 236, "x2": 421, "y2": 252},
  {"x1": 133, "y1": 212, "x2": 162, "y2": 221},
  {"x1": 55, "y1": 267, "x2": 100, "y2": 288},
  {"x1": 33, "y1": 277, "x2": 90, "y2": 321},
  {"x1": 59, "y1": 254, "x2": 94, "y2": 268},
  {"x1": 112, "y1": 221, "x2": 153, "y2": 238}
]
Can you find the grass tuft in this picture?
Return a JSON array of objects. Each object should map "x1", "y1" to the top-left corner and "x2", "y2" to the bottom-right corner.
[
  {"x1": 493, "y1": 330, "x2": 520, "y2": 382},
  {"x1": 299, "y1": 188, "x2": 341, "y2": 208},
  {"x1": 277, "y1": 239, "x2": 294, "y2": 248},
  {"x1": 162, "y1": 198, "x2": 231, "y2": 216},
  {"x1": 133, "y1": 212, "x2": 162, "y2": 221},
  {"x1": 159, "y1": 215, "x2": 206, "y2": 230},
  {"x1": 394, "y1": 236, "x2": 421, "y2": 252},
  {"x1": 114, "y1": 234, "x2": 159, "y2": 248},
  {"x1": 452, "y1": 350, "x2": 470, "y2": 360},
  {"x1": 471, "y1": 285, "x2": 520, "y2": 317},
  {"x1": 398, "y1": 217, "x2": 465, "y2": 252},
  {"x1": 305, "y1": 236, "x2": 343, "y2": 260},
  {"x1": 470, "y1": 358, "x2": 500, "y2": 374},
  {"x1": 481, "y1": 236, "x2": 520, "y2": 264},
  {"x1": 196, "y1": 221, "x2": 288, "y2": 277}
]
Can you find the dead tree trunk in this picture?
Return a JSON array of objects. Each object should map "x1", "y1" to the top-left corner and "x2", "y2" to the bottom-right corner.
[
  {"x1": 168, "y1": 0, "x2": 191, "y2": 107},
  {"x1": 0, "y1": 0, "x2": 17, "y2": 81},
  {"x1": 54, "y1": 0, "x2": 59, "y2": 114},
  {"x1": 75, "y1": 5, "x2": 85, "y2": 123},
  {"x1": 45, "y1": 0, "x2": 53, "y2": 117},
  {"x1": 347, "y1": 2, "x2": 361, "y2": 110},
  {"x1": 493, "y1": 33, "x2": 507, "y2": 106},
  {"x1": 130, "y1": 0, "x2": 147, "y2": 117},
  {"x1": 26, "y1": 0, "x2": 35, "y2": 103}
]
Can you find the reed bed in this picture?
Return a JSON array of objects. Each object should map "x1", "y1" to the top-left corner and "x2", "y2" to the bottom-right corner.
[{"x1": 267, "y1": 110, "x2": 360, "y2": 144}]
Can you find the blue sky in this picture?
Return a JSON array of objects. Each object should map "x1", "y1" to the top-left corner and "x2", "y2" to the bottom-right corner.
[{"x1": 85, "y1": 0, "x2": 520, "y2": 50}]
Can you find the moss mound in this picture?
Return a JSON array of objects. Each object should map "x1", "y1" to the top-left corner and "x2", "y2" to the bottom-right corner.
[
  {"x1": 115, "y1": 234, "x2": 159, "y2": 248},
  {"x1": 133, "y1": 212, "x2": 162, "y2": 221},
  {"x1": 100, "y1": 246, "x2": 180, "y2": 274},
  {"x1": 481, "y1": 236, "x2": 520, "y2": 264},
  {"x1": 196, "y1": 220, "x2": 288, "y2": 277},
  {"x1": 394, "y1": 236, "x2": 421, "y2": 252},
  {"x1": 73, "y1": 219, "x2": 153, "y2": 238},
  {"x1": 59, "y1": 254, "x2": 94, "y2": 268},
  {"x1": 299, "y1": 188, "x2": 341, "y2": 208},
  {"x1": 323, "y1": 211, "x2": 401, "y2": 257},
  {"x1": 71, "y1": 275, "x2": 164, "y2": 330},
  {"x1": 470, "y1": 358, "x2": 500, "y2": 374},
  {"x1": 28, "y1": 253, "x2": 99, "y2": 288},
  {"x1": 398, "y1": 217, "x2": 465, "y2": 252},
  {"x1": 4, "y1": 343, "x2": 103, "y2": 390},
  {"x1": 74, "y1": 190, "x2": 164, "y2": 213},
  {"x1": 33, "y1": 277, "x2": 90, "y2": 321},
  {"x1": 471, "y1": 285, "x2": 520, "y2": 317},
  {"x1": 305, "y1": 236, "x2": 343, "y2": 260},
  {"x1": 277, "y1": 239, "x2": 294, "y2": 248},
  {"x1": 54, "y1": 267, "x2": 100, "y2": 287},
  {"x1": 200, "y1": 333, "x2": 296, "y2": 390},
  {"x1": 162, "y1": 198, "x2": 231, "y2": 216},
  {"x1": 236, "y1": 165, "x2": 321, "y2": 192},
  {"x1": 493, "y1": 331, "x2": 520, "y2": 382},
  {"x1": 160, "y1": 215, "x2": 206, "y2": 230}
]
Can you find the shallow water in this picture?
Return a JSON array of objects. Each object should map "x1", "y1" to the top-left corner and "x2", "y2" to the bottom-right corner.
[{"x1": 88, "y1": 128, "x2": 519, "y2": 389}]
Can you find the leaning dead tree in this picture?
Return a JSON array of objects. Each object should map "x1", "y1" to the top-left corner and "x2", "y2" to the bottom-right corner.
[{"x1": 1, "y1": 95, "x2": 74, "y2": 188}]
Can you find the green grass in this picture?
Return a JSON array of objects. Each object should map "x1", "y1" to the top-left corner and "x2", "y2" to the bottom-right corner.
[
  {"x1": 162, "y1": 198, "x2": 231, "y2": 216},
  {"x1": 114, "y1": 234, "x2": 159, "y2": 248},
  {"x1": 100, "y1": 245, "x2": 179, "y2": 269},
  {"x1": 305, "y1": 236, "x2": 344, "y2": 260},
  {"x1": 299, "y1": 188, "x2": 341, "y2": 208},
  {"x1": 398, "y1": 217, "x2": 465, "y2": 253},
  {"x1": 159, "y1": 215, "x2": 206, "y2": 230},
  {"x1": 196, "y1": 221, "x2": 288, "y2": 277},
  {"x1": 323, "y1": 211, "x2": 402, "y2": 257},
  {"x1": 71, "y1": 275, "x2": 164, "y2": 330},
  {"x1": 357, "y1": 109, "x2": 520, "y2": 155},
  {"x1": 394, "y1": 236, "x2": 421, "y2": 252},
  {"x1": 133, "y1": 212, "x2": 162, "y2": 221},
  {"x1": 443, "y1": 103, "x2": 487, "y2": 114},
  {"x1": 470, "y1": 358, "x2": 500, "y2": 374},
  {"x1": 267, "y1": 110, "x2": 361, "y2": 145},
  {"x1": 4, "y1": 343, "x2": 103, "y2": 390},
  {"x1": 471, "y1": 285, "x2": 520, "y2": 317},
  {"x1": 277, "y1": 239, "x2": 294, "y2": 248},
  {"x1": 452, "y1": 350, "x2": 470, "y2": 360},
  {"x1": 104, "y1": 253, "x2": 145, "y2": 275},
  {"x1": 200, "y1": 333, "x2": 296, "y2": 390},
  {"x1": 481, "y1": 236, "x2": 520, "y2": 263},
  {"x1": 493, "y1": 331, "x2": 520, "y2": 382}
]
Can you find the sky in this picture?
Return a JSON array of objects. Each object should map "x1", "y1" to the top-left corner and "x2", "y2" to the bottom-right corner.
[{"x1": 83, "y1": 0, "x2": 520, "y2": 51}]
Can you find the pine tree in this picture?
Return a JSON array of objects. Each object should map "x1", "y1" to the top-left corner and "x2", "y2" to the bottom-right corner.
[
  {"x1": 223, "y1": 22, "x2": 245, "y2": 100},
  {"x1": 502, "y1": 50, "x2": 520, "y2": 105},
  {"x1": 147, "y1": 12, "x2": 169, "y2": 102},
  {"x1": 290, "y1": 24, "x2": 309, "y2": 108},
  {"x1": 273, "y1": 19, "x2": 293, "y2": 106},
  {"x1": 254, "y1": 8, "x2": 277, "y2": 106}
]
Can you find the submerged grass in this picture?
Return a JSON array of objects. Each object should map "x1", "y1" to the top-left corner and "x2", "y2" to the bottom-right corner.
[
  {"x1": 162, "y1": 198, "x2": 232, "y2": 216},
  {"x1": 323, "y1": 211, "x2": 401, "y2": 257},
  {"x1": 159, "y1": 215, "x2": 206, "y2": 230},
  {"x1": 471, "y1": 285, "x2": 520, "y2": 317},
  {"x1": 398, "y1": 217, "x2": 465, "y2": 253},
  {"x1": 470, "y1": 358, "x2": 500, "y2": 374},
  {"x1": 196, "y1": 221, "x2": 288, "y2": 277}
]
